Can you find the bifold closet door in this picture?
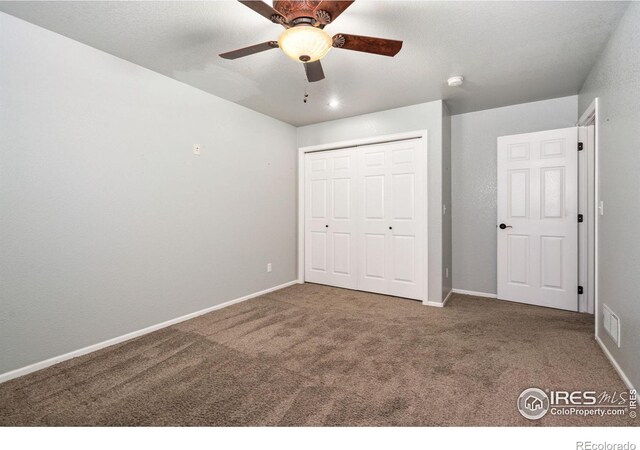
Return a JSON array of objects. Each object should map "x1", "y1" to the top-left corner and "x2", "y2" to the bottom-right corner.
[
  {"x1": 357, "y1": 140, "x2": 426, "y2": 300},
  {"x1": 304, "y1": 149, "x2": 357, "y2": 289}
]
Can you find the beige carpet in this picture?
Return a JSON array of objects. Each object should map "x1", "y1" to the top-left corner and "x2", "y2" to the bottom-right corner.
[{"x1": 0, "y1": 283, "x2": 634, "y2": 426}]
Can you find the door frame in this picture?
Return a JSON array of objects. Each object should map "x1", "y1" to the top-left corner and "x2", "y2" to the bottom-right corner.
[
  {"x1": 577, "y1": 98, "x2": 599, "y2": 320},
  {"x1": 297, "y1": 130, "x2": 429, "y2": 303}
]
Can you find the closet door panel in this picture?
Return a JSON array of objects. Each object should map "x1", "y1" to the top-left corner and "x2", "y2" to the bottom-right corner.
[
  {"x1": 309, "y1": 231, "x2": 327, "y2": 272},
  {"x1": 305, "y1": 152, "x2": 331, "y2": 285},
  {"x1": 356, "y1": 139, "x2": 425, "y2": 300},
  {"x1": 327, "y1": 150, "x2": 357, "y2": 288},
  {"x1": 387, "y1": 140, "x2": 425, "y2": 300},
  {"x1": 305, "y1": 149, "x2": 357, "y2": 289},
  {"x1": 363, "y1": 233, "x2": 386, "y2": 279},
  {"x1": 357, "y1": 145, "x2": 391, "y2": 296}
]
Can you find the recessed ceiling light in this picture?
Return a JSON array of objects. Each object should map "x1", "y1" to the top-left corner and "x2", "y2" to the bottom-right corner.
[
  {"x1": 328, "y1": 99, "x2": 340, "y2": 108},
  {"x1": 447, "y1": 76, "x2": 464, "y2": 87}
]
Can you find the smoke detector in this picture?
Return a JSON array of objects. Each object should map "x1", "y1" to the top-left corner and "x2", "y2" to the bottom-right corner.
[{"x1": 447, "y1": 76, "x2": 464, "y2": 87}]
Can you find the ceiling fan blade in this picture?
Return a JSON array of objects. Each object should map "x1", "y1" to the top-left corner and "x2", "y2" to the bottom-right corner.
[
  {"x1": 332, "y1": 34, "x2": 402, "y2": 57},
  {"x1": 219, "y1": 41, "x2": 279, "y2": 59},
  {"x1": 304, "y1": 60, "x2": 325, "y2": 82},
  {"x1": 314, "y1": 1, "x2": 355, "y2": 23},
  {"x1": 238, "y1": 1, "x2": 287, "y2": 26}
]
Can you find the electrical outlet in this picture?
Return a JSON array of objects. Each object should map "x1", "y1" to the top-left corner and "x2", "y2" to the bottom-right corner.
[
  {"x1": 267, "y1": 263, "x2": 272, "y2": 273},
  {"x1": 193, "y1": 144, "x2": 201, "y2": 155}
]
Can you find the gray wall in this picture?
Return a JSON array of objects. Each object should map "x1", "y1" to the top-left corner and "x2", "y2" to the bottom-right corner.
[
  {"x1": 451, "y1": 96, "x2": 578, "y2": 294},
  {"x1": 578, "y1": 2, "x2": 640, "y2": 389},
  {"x1": 0, "y1": 13, "x2": 298, "y2": 375},
  {"x1": 297, "y1": 101, "x2": 446, "y2": 303}
]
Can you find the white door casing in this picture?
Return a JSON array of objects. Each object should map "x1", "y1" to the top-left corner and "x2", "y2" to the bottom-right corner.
[
  {"x1": 358, "y1": 140, "x2": 426, "y2": 300},
  {"x1": 578, "y1": 124, "x2": 596, "y2": 314},
  {"x1": 497, "y1": 127, "x2": 578, "y2": 311},
  {"x1": 304, "y1": 149, "x2": 358, "y2": 289}
]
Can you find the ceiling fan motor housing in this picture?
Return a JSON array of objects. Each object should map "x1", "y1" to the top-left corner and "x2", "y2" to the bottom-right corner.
[{"x1": 273, "y1": 0, "x2": 328, "y2": 25}]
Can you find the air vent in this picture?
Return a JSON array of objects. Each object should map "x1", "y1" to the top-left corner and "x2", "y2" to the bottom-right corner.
[{"x1": 603, "y1": 304, "x2": 620, "y2": 347}]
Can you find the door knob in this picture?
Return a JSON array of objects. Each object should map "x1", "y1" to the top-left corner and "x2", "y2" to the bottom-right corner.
[
  {"x1": 325, "y1": 225, "x2": 329, "y2": 228},
  {"x1": 498, "y1": 223, "x2": 512, "y2": 230},
  {"x1": 389, "y1": 226, "x2": 393, "y2": 230}
]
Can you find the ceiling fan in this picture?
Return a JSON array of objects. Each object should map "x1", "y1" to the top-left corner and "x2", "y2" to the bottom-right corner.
[{"x1": 219, "y1": 1, "x2": 402, "y2": 82}]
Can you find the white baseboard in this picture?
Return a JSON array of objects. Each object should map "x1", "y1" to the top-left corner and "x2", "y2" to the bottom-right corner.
[
  {"x1": 595, "y1": 335, "x2": 636, "y2": 391},
  {"x1": 424, "y1": 290, "x2": 453, "y2": 308},
  {"x1": 422, "y1": 291, "x2": 453, "y2": 308},
  {"x1": 451, "y1": 288, "x2": 498, "y2": 299},
  {"x1": 423, "y1": 300, "x2": 444, "y2": 307},
  {"x1": 0, "y1": 280, "x2": 298, "y2": 385}
]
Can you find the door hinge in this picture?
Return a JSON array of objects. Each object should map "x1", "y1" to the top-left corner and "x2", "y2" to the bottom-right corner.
[
  {"x1": 578, "y1": 214, "x2": 584, "y2": 223},
  {"x1": 578, "y1": 286, "x2": 584, "y2": 295},
  {"x1": 578, "y1": 142, "x2": 584, "y2": 151}
]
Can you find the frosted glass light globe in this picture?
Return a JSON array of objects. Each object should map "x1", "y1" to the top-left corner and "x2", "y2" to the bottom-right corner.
[{"x1": 278, "y1": 26, "x2": 332, "y2": 63}]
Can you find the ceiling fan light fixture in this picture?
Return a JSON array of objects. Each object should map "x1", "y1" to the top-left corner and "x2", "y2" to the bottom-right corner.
[{"x1": 278, "y1": 25, "x2": 332, "y2": 63}]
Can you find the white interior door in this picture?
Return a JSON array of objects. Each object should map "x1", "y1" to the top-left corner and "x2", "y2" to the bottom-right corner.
[
  {"x1": 358, "y1": 140, "x2": 426, "y2": 300},
  {"x1": 304, "y1": 149, "x2": 357, "y2": 289},
  {"x1": 497, "y1": 127, "x2": 578, "y2": 311}
]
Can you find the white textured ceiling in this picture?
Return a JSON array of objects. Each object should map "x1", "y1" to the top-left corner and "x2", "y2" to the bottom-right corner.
[{"x1": 0, "y1": 1, "x2": 629, "y2": 125}]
